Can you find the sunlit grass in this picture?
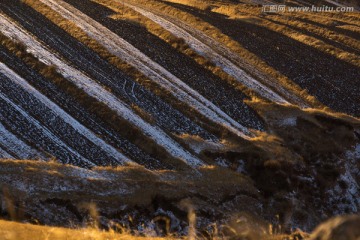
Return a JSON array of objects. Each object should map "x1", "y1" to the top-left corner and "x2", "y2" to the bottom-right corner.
[
  {"x1": 0, "y1": 220, "x2": 169, "y2": 240},
  {"x1": 128, "y1": 0, "x2": 322, "y2": 108}
]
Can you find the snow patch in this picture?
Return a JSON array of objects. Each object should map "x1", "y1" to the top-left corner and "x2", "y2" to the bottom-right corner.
[
  {"x1": 0, "y1": 63, "x2": 132, "y2": 165},
  {"x1": 125, "y1": 3, "x2": 291, "y2": 105},
  {"x1": 0, "y1": 121, "x2": 42, "y2": 159},
  {"x1": 0, "y1": 91, "x2": 94, "y2": 166},
  {"x1": 280, "y1": 117, "x2": 297, "y2": 126},
  {"x1": 0, "y1": 14, "x2": 202, "y2": 167},
  {"x1": 40, "y1": 0, "x2": 251, "y2": 139}
]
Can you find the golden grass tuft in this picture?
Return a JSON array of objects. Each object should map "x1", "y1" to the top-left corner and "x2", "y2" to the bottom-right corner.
[
  {"x1": 162, "y1": 0, "x2": 211, "y2": 11},
  {"x1": 0, "y1": 220, "x2": 169, "y2": 240}
]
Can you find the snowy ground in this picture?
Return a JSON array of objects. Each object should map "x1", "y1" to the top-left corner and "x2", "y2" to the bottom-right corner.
[
  {"x1": 124, "y1": 3, "x2": 296, "y2": 105},
  {"x1": 0, "y1": 62, "x2": 131, "y2": 165},
  {"x1": 40, "y1": 0, "x2": 252, "y2": 139},
  {"x1": 0, "y1": 13, "x2": 203, "y2": 167},
  {"x1": 0, "y1": 121, "x2": 42, "y2": 159}
]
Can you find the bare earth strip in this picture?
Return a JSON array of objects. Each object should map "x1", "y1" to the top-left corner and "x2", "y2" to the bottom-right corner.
[
  {"x1": 0, "y1": 146, "x2": 14, "y2": 159},
  {"x1": 0, "y1": 121, "x2": 41, "y2": 159},
  {"x1": 40, "y1": 0, "x2": 252, "y2": 139},
  {"x1": 0, "y1": 14, "x2": 203, "y2": 167},
  {"x1": 124, "y1": 2, "x2": 297, "y2": 105},
  {"x1": 0, "y1": 91, "x2": 94, "y2": 166},
  {"x1": 0, "y1": 62, "x2": 132, "y2": 165}
]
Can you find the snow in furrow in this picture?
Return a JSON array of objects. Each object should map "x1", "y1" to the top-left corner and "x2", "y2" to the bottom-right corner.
[
  {"x1": 0, "y1": 15, "x2": 203, "y2": 167},
  {"x1": 0, "y1": 146, "x2": 14, "y2": 159},
  {"x1": 40, "y1": 0, "x2": 251, "y2": 138},
  {"x1": 125, "y1": 3, "x2": 289, "y2": 104},
  {"x1": 0, "y1": 62, "x2": 132, "y2": 165},
  {"x1": 8, "y1": 4, "x2": 214, "y2": 139},
  {"x1": 127, "y1": 3, "x2": 309, "y2": 106},
  {"x1": 0, "y1": 121, "x2": 43, "y2": 159},
  {"x1": 0, "y1": 90, "x2": 94, "y2": 167}
]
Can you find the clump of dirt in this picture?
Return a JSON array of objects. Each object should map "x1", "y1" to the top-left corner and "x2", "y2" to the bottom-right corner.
[{"x1": 202, "y1": 101, "x2": 360, "y2": 231}]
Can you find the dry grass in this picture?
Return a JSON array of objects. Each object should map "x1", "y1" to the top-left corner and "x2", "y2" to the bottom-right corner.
[
  {"x1": 161, "y1": 0, "x2": 211, "y2": 11},
  {"x1": 0, "y1": 159, "x2": 308, "y2": 239},
  {"x1": 248, "y1": 98, "x2": 360, "y2": 126},
  {"x1": 21, "y1": 0, "x2": 161, "y2": 95},
  {"x1": 23, "y1": 0, "x2": 244, "y2": 140},
  {"x1": 0, "y1": 158, "x2": 257, "y2": 212},
  {"x1": 0, "y1": 32, "x2": 188, "y2": 169},
  {"x1": 248, "y1": 99, "x2": 360, "y2": 156},
  {"x1": 215, "y1": 3, "x2": 360, "y2": 27},
  {"x1": 212, "y1": 4, "x2": 360, "y2": 67},
  {"x1": 0, "y1": 220, "x2": 169, "y2": 240},
  {"x1": 335, "y1": 24, "x2": 360, "y2": 33},
  {"x1": 266, "y1": 15, "x2": 360, "y2": 50},
  {"x1": 0, "y1": 217, "x2": 300, "y2": 240},
  {"x1": 211, "y1": 4, "x2": 242, "y2": 19},
  {"x1": 130, "y1": 103, "x2": 156, "y2": 125},
  {"x1": 315, "y1": 12, "x2": 360, "y2": 27},
  {"x1": 21, "y1": 0, "x2": 192, "y2": 106},
  {"x1": 93, "y1": 0, "x2": 258, "y2": 100},
  {"x1": 128, "y1": 0, "x2": 322, "y2": 108},
  {"x1": 278, "y1": 12, "x2": 360, "y2": 39},
  {"x1": 259, "y1": 20, "x2": 360, "y2": 66}
]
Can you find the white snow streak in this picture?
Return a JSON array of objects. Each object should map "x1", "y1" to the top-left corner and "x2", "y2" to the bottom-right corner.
[
  {"x1": 0, "y1": 63, "x2": 132, "y2": 164},
  {"x1": 280, "y1": 117, "x2": 297, "y2": 126},
  {"x1": 0, "y1": 146, "x2": 14, "y2": 159},
  {"x1": 40, "y1": 0, "x2": 251, "y2": 139},
  {"x1": 125, "y1": 3, "x2": 289, "y2": 104},
  {"x1": 0, "y1": 121, "x2": 42, "y2": 159},
  {"x1": 0, "y1": 90, "x2": 95, "y2": 166},
  {"x1": 0, "y1": 14, "x2": 203, "y2": 167}
]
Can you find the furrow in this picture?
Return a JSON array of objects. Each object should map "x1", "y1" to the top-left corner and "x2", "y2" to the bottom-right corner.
[
  {"x1": 0, "y1": 14, "x2": 203, "y2": 167},
  {"x1": 41, "y1": 0, "x2": 252, "y2": 138},
  {"x1": 125, "y1": 2, "x2": 291, "y2": 105},
  {"x1": 0, "y1": 62, "x2": 132, "y2": 165},
  {"x1": 0, "y1": 121, "x2": 42, "y2": 159},
  {"x1": 0, "y1": 91, "x2": 95, "y2": 167}
]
